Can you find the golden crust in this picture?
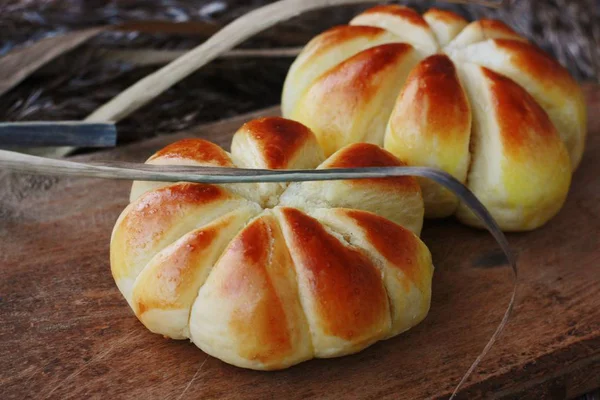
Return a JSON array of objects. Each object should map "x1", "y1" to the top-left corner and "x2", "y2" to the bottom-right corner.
[
  {"x1": 447, "y1": 38, "x2": 586, "y2": 168},
  {"x1": 314, "y1": 43, "x2": 413, "y2": 104},
  {"x1": 495, "y1": 39, "x2": 575, "y2": 90},
  {"x1": 445, "y1": 19, "x2": 526, "y2": 50},
  {"x1": 130, "y1": 139, "x2": 235, "y2": 202},
  {"x1": 484, "y1": 68, "x2": 559, "y2": 155},
  {"x1": 385, "y1": 54, "x2": 471, "y2": 217},
  {"x1": 131, "y1": 208, "x2": 256, "y2": 339},
  {"x1": 291, "y1": 43, "x2": 420, "y2": 156},
  {"x1": 306, "y1": 25, "x2": 386, "y2": 58},
  {"x1": 275, "y1": 207, "x2": 390, "y2": 355},
  {"x1": 322, "y1": 142, "x2": 420, "y2": 191},
  {"x1": 111, "y1": 183, "x2": 259, "y2": 302},
  {"x1": 189, "y1": 213, "x2": 312, "y2": 370},
  {"x1": 113, "y1": 183, "x2": 231, "y2": 281},
  {"x1": 282, "y1": 5, "x2": 583, "y2": 229},
  {"x1": 357, "y1": 5, "x2": 429, "y2": 27},
  {"x1": 423, "y1": 8, "x2": 468, "y2": 47},
  {"x1": 350, "y1": 5, "x2": 438, "y2": 56},
  {"x1": 473, "y1": 19, "x2": 521, "y2": 37},
  {"x1": 342, "y1": 209, "x2": 429, "y2": 291},
  {"x1": 387, "y1": 55, "x2": 470, "y2": 144},
  {"x1": 232, "y1": 117, "x2": 323, "y2": 170},
  {"x1": 278, "y1": 143, "x2": 424, "y2": 235},
  {"x1": 237, "y1": 117, "x2": 315, "y2": 169},
  {"x1": 231, "y1": 117, "x2": 324, "y2": 207},
  {"x1": 135, "y1": 226, "x2": 219, "y2": 316},
  {"x1": 111, "y1": 116, "x2": 430, "y2": 370},
  {"x1": 281, "y1": 25, "x2": 398, "y2": 117},
  {"x1": 456, "y1": 65, "x2": 571, "y2": 230},
  {"x1": 148, "y1": 138, "x2": 234, "y2": 166},
  {"x1": 309, "y1": 208, "x2": 433, "y2": 337},
  {"x1": 423, "y1": 8, "x2": 467, "y2": 24}
]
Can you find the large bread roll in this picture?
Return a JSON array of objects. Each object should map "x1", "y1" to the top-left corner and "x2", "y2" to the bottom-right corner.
[
  {"x1": 111, "y1": 117, "x2": 433, "y2": 370},
  {"x1": 282, "y1": 5, "x2": 585, "y2": 231}
]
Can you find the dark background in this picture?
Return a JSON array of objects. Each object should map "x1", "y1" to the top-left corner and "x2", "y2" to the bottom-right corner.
[{"x1": 0, "y1": 0, "x2": 598, "y2": 147}]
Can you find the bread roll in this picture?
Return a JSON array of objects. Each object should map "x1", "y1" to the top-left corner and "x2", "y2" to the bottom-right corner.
[
  {"x1": 282, "y1": 5, "x2": 586, "y2": 231},
  {"x1": 111, "y1": 117, "x2": 432, "y2": 370}
]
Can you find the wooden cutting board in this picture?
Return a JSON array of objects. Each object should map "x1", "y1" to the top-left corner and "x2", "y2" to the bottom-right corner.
[{"x1": 1, "y1": 85, "x2": 599, "y2": 400}]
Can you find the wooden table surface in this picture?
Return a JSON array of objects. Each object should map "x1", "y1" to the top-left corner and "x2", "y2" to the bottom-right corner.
[{"x1": 1, "y1": 85, "x2": 599, "y2": 399}]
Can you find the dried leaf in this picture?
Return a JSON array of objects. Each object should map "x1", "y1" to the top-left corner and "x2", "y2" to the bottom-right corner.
[{"x1": 0, "y1": 27, "x2": 104, "y2": 98}]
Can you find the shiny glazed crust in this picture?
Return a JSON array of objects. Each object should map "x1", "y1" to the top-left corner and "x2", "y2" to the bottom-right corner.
[
  {"x1": 111, "y1": 117, "x2": 432, "y2": 370},
  {"x1": 282, "y1": 5, "x2": 585, "y2": 231}
]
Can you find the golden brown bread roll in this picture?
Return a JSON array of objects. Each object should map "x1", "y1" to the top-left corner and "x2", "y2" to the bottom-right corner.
[
  {"x1": 282, "y1": 5, "x2": 585, "y2": 231},
  {"x1": 111, "y1": 117, "x2": 433, "y2": 370}
]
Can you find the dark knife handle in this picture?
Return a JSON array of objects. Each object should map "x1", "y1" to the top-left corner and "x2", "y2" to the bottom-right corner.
[{"x1": 0, "y1": 122, "x2": 116, "y2": 147}]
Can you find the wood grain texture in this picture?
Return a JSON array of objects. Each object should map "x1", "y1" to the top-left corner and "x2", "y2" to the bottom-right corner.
[{"x1": 1, "y1": 85, "x2": 599, "y2": 400}]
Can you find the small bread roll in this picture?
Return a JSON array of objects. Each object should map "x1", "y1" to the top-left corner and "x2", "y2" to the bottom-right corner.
[
  {"x1": 111, "y1": 117, "x2": 432, "y2": 370},
  {"x1": 282, "y1": 5, "x2": 585, "y2": 231}
]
